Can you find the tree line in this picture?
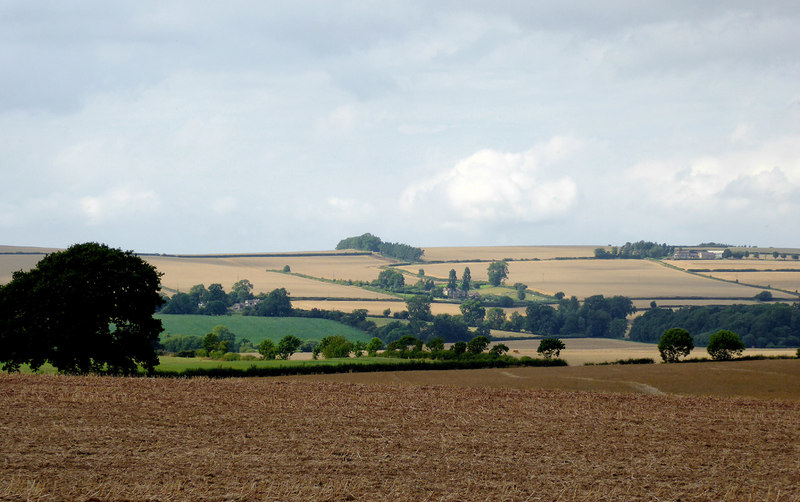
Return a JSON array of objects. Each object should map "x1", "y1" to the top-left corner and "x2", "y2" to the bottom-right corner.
[
  {"x1": 630, "y1": 303, "x2": 800, "y2": 348},
  {"x1": 594, "y1": 241, "x2": 675, "y2": 259},
  {"x1": 335, "y1": 233, "x2": 424, "y2": 261}
]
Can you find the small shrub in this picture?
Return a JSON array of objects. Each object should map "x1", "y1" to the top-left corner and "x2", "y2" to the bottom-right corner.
[{"x1": 221, "y1": 352, "x2": 241, "y2": 361}]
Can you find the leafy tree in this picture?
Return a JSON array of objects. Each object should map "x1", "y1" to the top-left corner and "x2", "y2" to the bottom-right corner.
[
  {"x1": 317, "y1": 335, "x2": 354, "y2": 358},
  {"x1": 161, "y1": 292, "x2": 198, "y2": 314},
  {"x1": 0, "y1": 243, "x2": 164, "y2": 374},
  {"x1": 461, "y1": 267, "x2": 471, "y2": 292},
  {"x1": 382, "y1": 308, "x2": 391, "y2": 317},
  {"x1": 188, "y1": 284, "x2": 209, "y2": 303},
  {"x1": 754, "y1": 291, "x2": 773, "y2": 302},
  {"x1": 657, "y1": 328, "x2": 694, "y2": 362},
  {"x1": 485, "y1": 308, "x2": 507, "y2": 329},
  {"x1": 487, "y1": 260, "x2": 509, "y2": 286},
  {"x1": 275, "y1": 335, "x2": 303, "y2": 360},
  {"x1": 431, "y1": 314, "x2": 471, "y2": 342},
  {"x1": 451, "y1": 341, "x2": 467, "y2": 355},
  {"x1": 537, "y1": 338, "x2": 565, "y2": 359},
  {"x1": 282, "y1": 265, "x2": 291, "y2": 272},
  {"x1": 406, "y1": 295, "x2": 432, "y2": 322},
  {"x1": 366, "y1": 337, "x2": 384, "y2": 356},
  {"x1": 466, "y1": 335, "x2": 490, "y2": 355},
  {"x1": 203, "y1": 300, "x2": 228, "y2": 316},
  {"x1": 374, "y1": 269, "x2": 405, "y2": 290},
  {"x1": 202, "y1": 332, "x2": 221, "y2": 353},
  {"x1": 459, "y1": 298, "x2": 486, "y2": 326},
  {"x1": 231, "y1": 279, "x2": 254, "y2": 303},
  {"x1": 207, "y1": 283, "x2": 227, "y2": 304},
  {"x1": 254, "y1": 288, "x2": 292, "y2": 316},
  {"x1": 489, "y1": 343, "x2": 509, "y2": 356},
  {"x1": 425, "y1": 337, "x2": 445, "y2": 351},
  {"x1": 447, "y1": 269, "x2": 457, "y2": 291},
  {"x1": 258, "y1": 339, "x2": 276, "y2": 359},
  {"x1": 211, "y1": 325, "x2": 236, "y2": 351},
  {"x1": 707, "y1": 330, "x2": 745, "y2": 360}
]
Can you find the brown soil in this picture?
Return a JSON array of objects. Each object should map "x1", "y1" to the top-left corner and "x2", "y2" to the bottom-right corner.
[{"x1": 2, "y1": 373, "x2": 799, "y2": 501}]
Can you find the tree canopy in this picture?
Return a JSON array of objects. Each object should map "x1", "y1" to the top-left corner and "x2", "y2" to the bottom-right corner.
[
  {"x1": 0, "y1": 243, "x2": 164, "y2": 374},
  {"x1": 657, "y1": 328, "x2": 694, "y2": 362},
  {"x1": 487, "y1": 260, "x2": 508, "y2": 286},
  {"x1": 335, "y1": 233, "x2": 423, "y2": 261}
]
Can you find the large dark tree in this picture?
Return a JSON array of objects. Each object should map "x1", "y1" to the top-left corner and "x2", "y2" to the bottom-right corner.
[{"x1": 0, "y1": 243, "x2": 164, "y2": 374}]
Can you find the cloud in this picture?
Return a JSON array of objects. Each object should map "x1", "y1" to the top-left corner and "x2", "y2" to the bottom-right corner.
[
  {"x1": 80, "y1": 187, "x2": 159, "y2": 224},
  {"x1": 401, "y1": 137, "x2": 580, "y2": 228}
]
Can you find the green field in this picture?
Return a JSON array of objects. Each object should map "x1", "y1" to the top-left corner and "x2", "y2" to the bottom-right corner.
[{"x1": 156, "y1": 314, "x2": 371, "y2": 344}]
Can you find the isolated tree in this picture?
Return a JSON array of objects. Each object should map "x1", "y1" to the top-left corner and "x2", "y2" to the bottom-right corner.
[
  {"x1": 0, "y1": 243, "x2": 164, "y2": 374},
  {"x1": 754, "y1": 291, "x2": 773, "y2": 302},
  {"x1": 657, "y1": 328, "x2": 694, "y2": 362},
  {"x1": 537, "y1": 337, "x2": 565, "y2": 359},
  {"x1": 466, "y1": 335, "x2": 490, "y2": 355},
  {"x1": 461, "y1": 267, "x2": 472, "y2": 292},
  {"x1": 275, "y1": 335, "x2": 303, "y2": 360},
  {"x1": 707, "y1": 330, "x2": 745, "y2": 360},
  {"x1": 447, "y1": 269, "x2": 457, "y2": 291},
  {"x1": 487, "y1": 260, "x2": 509, "y2": 286},
  {"x1": 375, "y1": 269, "x2": 405, "y2": 290}
]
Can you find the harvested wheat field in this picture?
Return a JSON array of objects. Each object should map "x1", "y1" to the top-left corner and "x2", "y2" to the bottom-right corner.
[
  {"x1": 421, "y1": 245, "x2": 599, "y2": 262},
  {"x1": 2, "y1": 373, "x2": 799, "y2": 502},
  {"x1": 698, "y1": 271, "x2": 800, "y2": 294},
  {"x1": 663, "y1": 259, "x2": 800, "y2": 271},
  {"x1": 409, "y1": 260, "x2": 796, "y2": 300},
  {"x1": 146, "y1": 256, "x2": 396, "y2": 299}
]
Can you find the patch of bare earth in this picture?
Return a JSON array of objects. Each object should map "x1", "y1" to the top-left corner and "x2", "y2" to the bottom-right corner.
[{"x1": 2, "y1": 375, "x2": 799, "y2": 501}]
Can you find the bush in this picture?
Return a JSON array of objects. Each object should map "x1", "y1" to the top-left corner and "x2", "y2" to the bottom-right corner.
[
  {"x1": 658, "y1": 328, "x2": 694, "y2": 363},
  {"x1": 707, "y1": 330, "x2": 745, "y2": 360},
  {"x1": 221, "y1": 352, "x2": 241, "y2": 361}
]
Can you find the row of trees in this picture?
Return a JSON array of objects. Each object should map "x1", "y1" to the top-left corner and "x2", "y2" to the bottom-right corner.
[
  {"x1": 630, "y1": 303, "x2": 800, "y2": 348},
  {"x1": 595, "y1": 241, "x2": 675, "y2": 259},
  {"x1": 525, "y1": 295, "x2": 635, "y2": 338},
  {"x1": 658, "y1": 328, "x2": 746, "y2": 362},
  {"x1": 160, "y1": 280, "x2": 256, "y2": 315},
  {"x1": 335, "y1": 233, "x2": 424, "y2": 261}
]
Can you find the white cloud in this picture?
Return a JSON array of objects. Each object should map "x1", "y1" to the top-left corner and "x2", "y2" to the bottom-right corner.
[
  {"x1": 80, "y1": 187, "x2": 159, "y2": 224},
  {"x1": 401, "y1": 137, "x2": 580, "y2": 227}
]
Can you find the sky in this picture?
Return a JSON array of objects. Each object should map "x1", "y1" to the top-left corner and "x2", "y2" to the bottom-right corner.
[{"x1": 2, "y1": 1, "x2": 799, "y2": 253}]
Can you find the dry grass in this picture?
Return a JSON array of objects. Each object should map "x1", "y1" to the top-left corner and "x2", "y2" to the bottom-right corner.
[
  {"x1": 2, "y1": 372, "x2": 799, "y2": 501},
  {"x1": 0, "y1": 254, "x2": 46, "y2": 285},
  {"x1": 404, "y1": 259, "x2": 789, "y2": 299},
  {"x1": 144, "y1": 256, "x2": 396, "y2": 299},
  {"x1": 699, "y1": 271, "x2": 800, "y2": 294},
  {"x1": 498, "y1": 338, "x2": 797, "y2": 366},
  {"x1": 664, "y1": 259, "x2": 800, "y2": 270},
  {"x1": 421, "y1": 245, "x2": 599, "y2": 262}
]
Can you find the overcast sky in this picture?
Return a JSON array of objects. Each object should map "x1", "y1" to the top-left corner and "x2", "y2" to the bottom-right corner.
[{"x1": 2, "y1": 1, "x2": 799, "y2": 253}]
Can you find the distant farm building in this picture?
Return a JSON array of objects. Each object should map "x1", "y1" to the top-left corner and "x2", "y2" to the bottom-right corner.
[{"x1": 672, "y1": 250, "x2": 719, "y2": 260}]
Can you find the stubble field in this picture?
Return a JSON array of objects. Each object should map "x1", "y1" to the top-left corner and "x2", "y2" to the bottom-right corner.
[{"x1": 2, "y1": 370, "x2": 799, "y2": 501}]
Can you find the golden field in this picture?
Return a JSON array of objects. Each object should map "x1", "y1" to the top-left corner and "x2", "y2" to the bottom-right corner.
[
  {"x1": 421, "y1": 245, "x2": 600, "y2": 262},
  {"x1": 664, "y1": 258, "x2": 800, "y2": 270},
  {"x1": 698, "y1": 271, "x2": 800, "y2": 294},
  {"x1": 403, "y1": 259, "x2": 794, "y2": 299},
  {"x1": 2, "y1": 368, "x2": 799, "y2": 501}
]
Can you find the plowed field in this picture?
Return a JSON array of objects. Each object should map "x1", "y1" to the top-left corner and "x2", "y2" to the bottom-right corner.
[{"x1": 2, "y1": 372, "x2": 799, "y2": 501}]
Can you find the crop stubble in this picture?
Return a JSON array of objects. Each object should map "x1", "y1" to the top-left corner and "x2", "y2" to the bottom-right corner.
[{"x1": 1, "y1": 373, "x2": 799, "y2": 501}]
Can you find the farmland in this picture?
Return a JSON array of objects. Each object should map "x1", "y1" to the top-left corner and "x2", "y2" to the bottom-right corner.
[
  {"x1": 420, "y1": 245, "x2": 600, "y2": 261},
  {"x1": 157, "y1": 314, "x2": 371, "y2": 344},
  {"x1": 2, "y1": 369, "x2": 799, "y2": 501}
]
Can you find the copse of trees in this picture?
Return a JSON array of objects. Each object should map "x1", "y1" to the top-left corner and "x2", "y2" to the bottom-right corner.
[
  {"x1": 336, "y1": 233, "x2": 424, "y2": 261},
  {"x1": 0, "y1": 243, "x2": 164, "y2": 375},
  {"x1": 594, "y1": 241, "x2": 675, "y2": 259},
  {"x1": 629, "y1": 303, "x2": 800, "y2": 348},
  {"x1": 525, "y1": 294, "x2": 634, "y2": 338}
]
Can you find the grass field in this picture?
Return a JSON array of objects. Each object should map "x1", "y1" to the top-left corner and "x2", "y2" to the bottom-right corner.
[
  {"x1": 157, "y1": 314, "x2": 371, "y2": 344},
  {"x1": 2, "y1": 370, "x2": 799, "y2": 501}
]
